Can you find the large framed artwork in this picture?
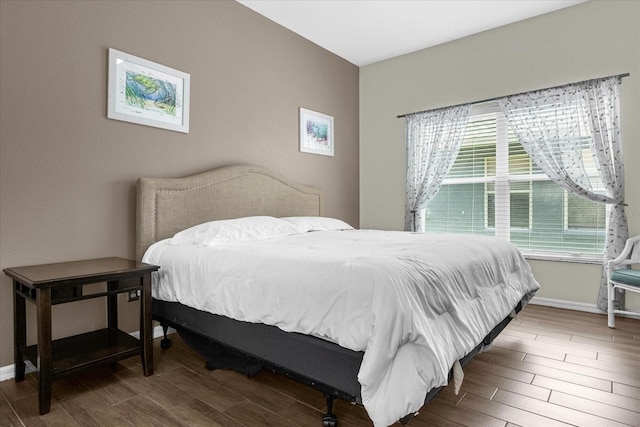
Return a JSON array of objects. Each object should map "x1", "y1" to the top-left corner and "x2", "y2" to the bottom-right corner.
[
  {"x1": 107, "y1": 48, "x2": 190, "y2": 133},
  {"x1": 299, "y1": 107, "x2": 334, "y2": 156}
]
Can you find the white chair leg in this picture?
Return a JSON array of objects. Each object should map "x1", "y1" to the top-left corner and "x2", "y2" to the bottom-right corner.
[{"x1": 607, "y1": 281, "x2": 615, "y2": 328}]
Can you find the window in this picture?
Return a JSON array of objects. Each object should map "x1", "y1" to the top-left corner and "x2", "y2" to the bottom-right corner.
[{"x1": 423, "y1": 102, "x2": 606, "y2": 259}]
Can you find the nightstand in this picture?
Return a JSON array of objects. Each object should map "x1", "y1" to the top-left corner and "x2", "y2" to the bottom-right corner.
[{"x1": 3, "y1": 257, "x2": 159, "y2": 415}]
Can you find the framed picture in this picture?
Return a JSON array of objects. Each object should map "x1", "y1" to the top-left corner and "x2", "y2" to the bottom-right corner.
[
  {"x1": 107, "y1": 48, "x2": 190, "y2": 133},
  {"x1": 299, "y1": 108, "x2": 334, "y2": 156}
]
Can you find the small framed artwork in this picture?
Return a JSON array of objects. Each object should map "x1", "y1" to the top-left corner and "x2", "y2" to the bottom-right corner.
[
  {"x1": 299, "y1": 107, "x2": 334, "y2": 156},
  {"x1": 107, "y1": 48, "x2": 190, "y2": 133}
]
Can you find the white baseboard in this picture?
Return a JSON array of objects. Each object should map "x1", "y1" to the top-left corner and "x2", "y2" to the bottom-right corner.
[
  {"x1": 0, "y1": 325, "x2": 175, "y2": 382},
  {"x1": 528, "y1": 296, "x2": 606, "y2": 314},
  {"x1": 128, "y1": 325, "x2": 176, "y2": 340},
  {"x1": 0, "y1": 362, "x2": 32, "y2": 382},
  {"x1": 529, "y1": 296, "x2": 640, "y2": 322}
]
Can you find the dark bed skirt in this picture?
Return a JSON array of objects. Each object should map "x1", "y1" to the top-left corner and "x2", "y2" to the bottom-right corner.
[
  {"x1": 153, "y1": 299, "x2": 365, "y2": 403},
  {"x1": 153, "y1": 298, "x2": 525, "y2": 412}
]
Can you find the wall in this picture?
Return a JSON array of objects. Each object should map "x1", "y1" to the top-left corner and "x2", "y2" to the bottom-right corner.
[
  {"x1": 360, "y1": 1, "x2": 640, "y2": 309},
  {"x1": 0, "y1": 1, "x2": 359, "y2": 368}
]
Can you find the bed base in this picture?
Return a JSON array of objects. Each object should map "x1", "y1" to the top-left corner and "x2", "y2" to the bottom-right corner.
[{"x1": 154, "y1": 298, "x2": 524, "y2": 426}]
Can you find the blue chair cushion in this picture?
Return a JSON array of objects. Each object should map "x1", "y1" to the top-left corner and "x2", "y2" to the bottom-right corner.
[{"x1": 611, "y1": 269, "x2": 640, "y2": 287}]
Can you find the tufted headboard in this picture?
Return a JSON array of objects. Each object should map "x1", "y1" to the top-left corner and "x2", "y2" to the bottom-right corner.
[{"x1": 136, "y1": 164, "x2": 323, "y2": 260}]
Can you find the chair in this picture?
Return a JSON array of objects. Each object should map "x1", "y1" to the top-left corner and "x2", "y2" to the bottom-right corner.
[{"x1": 607, "y1": 235, "x2": 640, "y2": 328}]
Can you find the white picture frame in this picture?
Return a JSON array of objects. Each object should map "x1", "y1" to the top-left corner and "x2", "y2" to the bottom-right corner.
[
  {"x1": 299, "y1": 108, "x2": 334, "y2": 156},
  {"x1": 107, "y1": 48, "x2": 190, "y2": 133}
]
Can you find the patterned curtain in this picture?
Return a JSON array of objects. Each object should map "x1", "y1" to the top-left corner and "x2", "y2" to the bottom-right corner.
[
  {"x1": 498, "y1": 77, "x2": 627, "y2": 311},
  {"x1": 405, "y1": 105, "x2": 471, "y2": 231}
]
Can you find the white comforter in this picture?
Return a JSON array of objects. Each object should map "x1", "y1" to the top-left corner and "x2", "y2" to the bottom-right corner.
[{"x1": 143, "y1": 230, "x2": 539, "y2": 426}]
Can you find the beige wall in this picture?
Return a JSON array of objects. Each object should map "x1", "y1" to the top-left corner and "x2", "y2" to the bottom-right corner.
[
  {"x1": 360, "y1": 1, "x2": 640, "y2": 309},
  {"x1": 0, "y1": 1, "x2": 359, "y2": 367}
]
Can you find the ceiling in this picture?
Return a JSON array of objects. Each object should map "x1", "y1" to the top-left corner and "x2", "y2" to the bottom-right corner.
[{"x1": 236, "y1": 0, "x2": 586, "y2": 66}]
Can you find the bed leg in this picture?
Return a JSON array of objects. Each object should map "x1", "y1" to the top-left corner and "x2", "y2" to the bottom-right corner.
[
  {"x1": 160, "y1": 324, "x2": 172, "y2": 349},
  {"x1": 322, "y1": 393, "x2": 337, "y2": 427}
]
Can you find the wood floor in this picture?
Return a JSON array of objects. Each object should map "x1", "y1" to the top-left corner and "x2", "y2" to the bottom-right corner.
[{"x1": 1, "y1": 304, "x2": 639, "y2": 427}]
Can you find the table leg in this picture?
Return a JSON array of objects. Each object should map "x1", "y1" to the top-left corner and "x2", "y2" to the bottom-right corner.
[
  {"x1": 107, "y1": 280, "x2": 118, "y2": 332},
  {"x1": 13, "y1": 280, "x2": 26, "y2": 382},
  {"x1": 36, "y1": 287, "x2": 52, "y2": 415},
  {"x1": 140, "y1": 273, "x2": 153, "y2": 376}
]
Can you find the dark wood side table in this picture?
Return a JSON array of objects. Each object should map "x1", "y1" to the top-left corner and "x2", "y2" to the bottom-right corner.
[{"x1": 3, "y1": 257, "x2": 159, "y2": 415}]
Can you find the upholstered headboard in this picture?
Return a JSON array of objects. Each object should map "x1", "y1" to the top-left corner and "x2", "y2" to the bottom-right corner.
[{"x1": 136, "y1": 164, "x2": 323, "y2": 260}]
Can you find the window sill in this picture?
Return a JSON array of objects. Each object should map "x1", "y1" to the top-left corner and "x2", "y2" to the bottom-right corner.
[{"x1": 523, "y1": 252, "x2": 603, "y2": 265}]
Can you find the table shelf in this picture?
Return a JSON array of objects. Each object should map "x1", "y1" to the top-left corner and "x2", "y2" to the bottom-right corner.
[{"x1": 23, "y1": 329, "x2": 142, "y2": 378}]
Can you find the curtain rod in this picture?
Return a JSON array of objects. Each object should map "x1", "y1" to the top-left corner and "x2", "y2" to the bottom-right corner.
[{"x1": 396, "y1": 72, "x2": 630, "y2": 119}]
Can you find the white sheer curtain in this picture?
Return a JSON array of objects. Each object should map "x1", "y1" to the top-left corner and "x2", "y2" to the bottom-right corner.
[
  {"x1": 405, "y1": 105, "x2": 471, "y2": 231},
  {"x1": 498, "y1": 77, "x2": 627, "y2": 311}
]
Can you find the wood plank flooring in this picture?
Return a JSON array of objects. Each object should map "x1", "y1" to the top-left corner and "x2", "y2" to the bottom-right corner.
[{"x1": 1, "y1": 304, "x2": 639, "y2": 426}]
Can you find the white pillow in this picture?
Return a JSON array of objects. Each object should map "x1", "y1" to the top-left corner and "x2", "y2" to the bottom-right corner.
[
  {"x1": 169, "y1": 216, "x2": 300, "y2": 246},
  {"x1": 280, "y1": 216, "x2": 354, "y2": 233}
]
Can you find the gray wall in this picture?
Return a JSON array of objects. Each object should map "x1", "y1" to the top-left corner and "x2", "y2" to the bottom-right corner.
[
  {"x1": 360, "y1": 1, "x2": 640, "y2": 308},
  {"x1": 0, "y1": 1, "x2": 359, "y2": 367}
]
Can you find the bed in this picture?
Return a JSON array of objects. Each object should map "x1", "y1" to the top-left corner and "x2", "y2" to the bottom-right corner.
[{"x1": 136, "y1": 164, "x2": 540, "y2": 427}]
